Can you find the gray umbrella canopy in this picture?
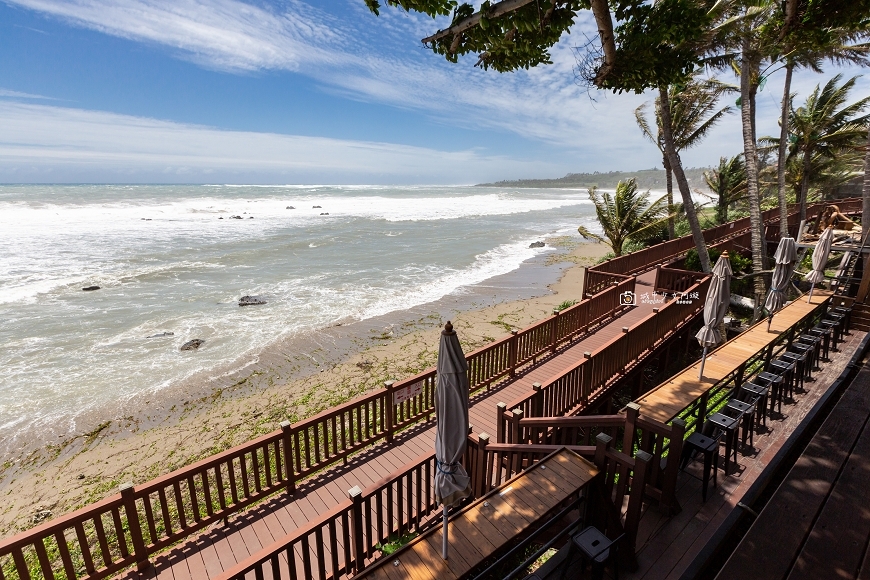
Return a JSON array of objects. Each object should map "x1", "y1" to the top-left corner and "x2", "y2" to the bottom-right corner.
[
  {"x1": 765, "y1": 236, "x2": 798, "y2": 314},
  {"x1": 804, "y1": 226, "x2": 834, "y2": 285},
  {"x1": 696, "y1": 251, "x2": 732, "y2": 348},
  {"x1": 434, "y1": 321, "x2": 472, "y2": 508}
]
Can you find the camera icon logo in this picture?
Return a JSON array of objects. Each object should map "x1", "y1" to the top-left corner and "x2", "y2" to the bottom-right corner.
[{"x1": 620, "y1": 291, "x2": 636, "y2": 306}]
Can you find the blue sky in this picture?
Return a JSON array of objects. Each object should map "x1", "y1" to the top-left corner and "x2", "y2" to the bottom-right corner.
[{"x1": 0, "y1": 0, "x2": 867, "y2": 184}]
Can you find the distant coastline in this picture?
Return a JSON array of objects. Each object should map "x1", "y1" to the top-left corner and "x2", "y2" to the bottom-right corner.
[{"x1": 477, "y1": 167, "x2": 710, "y2": 190}]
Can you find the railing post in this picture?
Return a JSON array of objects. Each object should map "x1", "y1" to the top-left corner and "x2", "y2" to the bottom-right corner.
[
  {"x1": 475, "y1": 433, "x2": 490, "y2": 498},
  {"x1": 623, "y1": 402, "x2": 640, "y2": 455},
  {"x1": 622, "y1": 326, "x2": 630, "y2": 362},
  {"x1": 508, "y1": 330, "x2": 518, "y2": 377},
  {"x1": 496, "y1": 402, "x2": 507, "y2": 443},
  {"x1": 594, "y1": 432, "x2": 612, "y2": 470},
  {"x1": 384, "y1": 380, "x2": 395, "y2": 444},
  {"x1": 654, "y1": 265, "x2": 661, "y2": 292},
  {"x1": 510, "y1": 408, "x2": 524, "y2": 444},
  {"x1": 281, "y1": 420, "x2": 296, "y2": 496},
  {"x1": 550, "y1": 309, "x2": 560, "y2": 354},
  {"x1": 349, "y1": 486, "x2": 365, "y2": 573},
  {"x1": 660, "y1": 418, "x2": 686, "y2": 516},
  {"x1": 583, "y1": 352, "x2": 592, "y2": 403},
  {"x1": 532, "y1": 383, "x2": 543, "y2": 417},
  {"x1": 120, "y1": 483, "x2": 150, "y2": 571}
]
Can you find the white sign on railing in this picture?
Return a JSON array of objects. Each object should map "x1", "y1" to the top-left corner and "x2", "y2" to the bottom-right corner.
[{"x1": 393, "y1": 380, "x2": 423, "y2": 404}]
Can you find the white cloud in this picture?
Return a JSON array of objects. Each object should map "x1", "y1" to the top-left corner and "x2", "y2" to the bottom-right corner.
[
  {"x1": 0, "y1": 88, "x2": 55, "y2": 99},
  {"x1": 6, "y1": 0, "x2": 868, "y2": 178},
  {"x1": 0, "y1": 101, "x2": 563, "y2": 183}
]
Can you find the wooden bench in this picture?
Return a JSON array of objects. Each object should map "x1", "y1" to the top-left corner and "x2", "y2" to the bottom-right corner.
[{"x1": 351, "y1": 448, "x2": 598, "y2": 580}]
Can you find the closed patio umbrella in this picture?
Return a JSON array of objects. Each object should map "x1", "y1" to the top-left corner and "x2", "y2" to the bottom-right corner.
[
  {"x1": 434, "y1": 321, "x2": 472, "y2": 560},
  {"x1": 765, "y1": 236, "x2": 798, "y2": 331},
  {"x1": 804, "y1": 226, "x2": 834, "y2": 303},
  {"x1": 696, "y1": 251, "x2": 732, "y2": 379}
]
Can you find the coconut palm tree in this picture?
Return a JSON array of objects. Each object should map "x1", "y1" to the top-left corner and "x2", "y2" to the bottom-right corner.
[
  {"x1": 705, "y1": 155, "x2": 748, "y2": 223},
  {"x1": 577, "y1": 179, "x2": 672, "y2": 256},
  {"x1": 635, "y1": 78, "x2": 733, "y2": 238},
  {"x1": 781, "y1": 75, "x2": 870, "y2": 221}
]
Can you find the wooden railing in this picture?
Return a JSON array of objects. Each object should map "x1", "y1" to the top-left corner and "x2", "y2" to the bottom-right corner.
[
  {"x1": 654, "y1": 266, "x2": 708, "y2": 294},
  {"x1": 501, "y1": 276, "x2": 710, "y2": 425},
  {"x1": 0, "y1": 251, "x2": 634, "y2": 580},
  {"x1": 584, "y1": 199, "x2": 863, "y2": 293},
  {"x1": 3, "y1": 200, "x2": 860, "y2": 580}
]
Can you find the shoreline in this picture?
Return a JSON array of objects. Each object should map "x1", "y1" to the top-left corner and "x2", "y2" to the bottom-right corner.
[{"x1": 0, "y1": 239, "x2": 609, "y2": 536}]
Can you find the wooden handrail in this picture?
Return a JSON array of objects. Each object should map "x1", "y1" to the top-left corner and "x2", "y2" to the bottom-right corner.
[{"x1": 2, "y1": 199, "x2": 860, "y2": 580}]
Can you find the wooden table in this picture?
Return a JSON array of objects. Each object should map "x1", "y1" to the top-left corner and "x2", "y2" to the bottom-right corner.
[
  {"x1": 351, "y1": 448, "x2": 598, "y2": 580},
  {"x1": 635, "y1": 291, "x2": 832, "y2": 424}
]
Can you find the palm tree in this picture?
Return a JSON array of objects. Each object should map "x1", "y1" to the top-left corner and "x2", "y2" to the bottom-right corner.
[
  {"x1": 577, "y1": 179, "x2": 672, "y2": 256},
  {"x1": 772, "y1": 34, "x2": 869, "y2": 235},
  {"x1": 705, "y1": 155, "x2": 748, "y2": 223},
  {"x1": 783, "y1": 75, "x2": 870, "y2": 221},
  {"x1": 635, "y1": 78, "x2": 733, "y2": 238}
]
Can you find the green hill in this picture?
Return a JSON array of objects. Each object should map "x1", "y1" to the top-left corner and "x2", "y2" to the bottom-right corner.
[{"x1": 477, "y1": 167, "x2": 710, "y2": 191}]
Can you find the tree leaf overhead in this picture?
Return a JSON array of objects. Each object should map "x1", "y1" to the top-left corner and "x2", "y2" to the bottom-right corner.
[{"x1": 364, "y1": 0, "x2": 723, "y2": 92}]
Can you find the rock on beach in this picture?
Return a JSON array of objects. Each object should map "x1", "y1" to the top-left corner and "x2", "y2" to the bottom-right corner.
[
  {"x1": 529, "y1": 241, "x2": 545, "y2": 248},
  {"x1": 239, "y1": 295, "x2": 267, "y2": 306},
  {"x1": 180, "y1": 339, "x2": 205, "y2": 351},
  {"x1": 82, "y1": 286, "x2": 100, "y2": 291}
]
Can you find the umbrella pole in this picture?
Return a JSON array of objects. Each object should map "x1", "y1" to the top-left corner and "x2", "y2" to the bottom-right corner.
[
  {"x1": 767, "y1": 314, "x2": 773, "y2": 332},
  {"x1": 807, "y1": 284, "x2": 815, "y2": 304},
  {"x1": 698, "y1": 347, "x2": 708, "y2": 379},
  {"x1": 442, "y1": 504, "x2": 449, "y2": 560}
]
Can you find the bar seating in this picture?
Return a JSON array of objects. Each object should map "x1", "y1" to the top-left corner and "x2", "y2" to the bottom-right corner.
[
  {"x1": 780, "y1": 350, "x2": 807, "y2": 391},
  {"x1": 768, "y1": 358, "x2": 796, "y2": 399},
  {"x1": 756, "y1": 371, "x2": 785, "y2": 414},
  {"x1": 819, "y1": 319, "x2": 842, "y2": 347},
  {"x1": 559, "y1": 527, "x2": 624, "y2": 580},
  {"x1": 724, "y1": 397, "x2": 756, "y2": 450},
  {"x1": 708, "y1": 412, "x2": 740, "y2": 475},
  {"x1": 680, "y1": 429, "x2": 722, "y2": 502},
  {"x1": 824, "y1": 312, "x2": 847, "y2": 341},
  {"x1": 832, "y1": 306, "x2": 852, "y2": 333},
  {"x1": 796, "y1": 334, "x2": 822, "y2": 371},
  {"x1": 741, "y1": 382, "x2": 770, "y2": 427},
  {"x1": 808, "y1": 326, "x2": 832, "y2": 361}
]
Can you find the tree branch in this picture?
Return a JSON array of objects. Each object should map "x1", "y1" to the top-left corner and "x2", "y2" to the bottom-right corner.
[
  {"x1": 422, "y1": 0, "x2": 540, "y2": 44},
  {"x1": 589, "y1": 0, "x2": 616, "y2": 84}
]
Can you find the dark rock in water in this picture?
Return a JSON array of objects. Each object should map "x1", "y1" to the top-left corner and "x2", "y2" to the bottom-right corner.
[
  {"x1": 82, "y1": 286, "x2": 100, "y2": 291},
  {"x1": 239, "y1": 295, "x2": 267, "y2": 306},
  {"x1": 249, "y1": 216, "x2": 254, "y2": 219},
  {"x1": 180, "y1": 339, "x2": 205, "y2": 351},
  {"x1": 286, "y1": 206, "x2": 295, "y2": 209},
  {"x1": 147, "y1": 332, "x2": 175, "y2": 338},
  {"x1": 230, "y1": 215, "x2": 243, "y2": 219},
  {"x1": 140, "y1": 218, "x2": 152, "y2": 221},
  {"x1": 529, "y1": 241, "x2": 545, "y2": 248},
  {"x1": 219, "y1": 217, "x2": 224, "y2": 219},
  {"x1": 320, "y1": 212, "x2": 330, "y2": 215},
  {"x1": 312, "y1": 205, "x2": 322, "y2": 208}
]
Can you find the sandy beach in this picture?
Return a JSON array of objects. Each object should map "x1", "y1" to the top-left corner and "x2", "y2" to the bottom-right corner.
[{"x1": 0, "y1": 240, "x2": 609, "y2": 537}]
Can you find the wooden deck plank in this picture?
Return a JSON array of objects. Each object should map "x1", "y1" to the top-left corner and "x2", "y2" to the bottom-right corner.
[
  {"x1": 120, "y1": 269, "x2": 684, "y2": 580},
  {"x1": 789, "y1": 409, "x2": 870, "y2": 580},
  {"x1": 625, "y1": 328, "x2": 868, "y2": 580},
  {"x1": 715, "y1": 347, "x2": 870, "y2": 580}
]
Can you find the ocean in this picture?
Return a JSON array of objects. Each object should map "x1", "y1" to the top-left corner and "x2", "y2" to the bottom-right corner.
[{"x1": 0, "y1": 184, "x2": 599, "y2": 448}]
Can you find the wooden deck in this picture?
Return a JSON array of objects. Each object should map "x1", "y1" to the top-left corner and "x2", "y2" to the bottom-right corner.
[
  {"x1": 120, "y1": 269, "x2": 670, "y2": 580},
  {"x1": 715, "y1": 344, "x2": 870, "y2": 580},
  {"x1": 636, "y1": 291, "x2": 833, "y2": 424},
  {"x1": 351, "y1": 449, "x2": 597, "y2": 580},
  {"x1": 623, "y1": 323, "x2": 867, "y2": 580}
]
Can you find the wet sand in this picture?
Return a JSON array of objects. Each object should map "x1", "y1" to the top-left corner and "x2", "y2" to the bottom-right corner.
[{"x1": 0, "y1": 239, "x2": 609, "y2": 536}]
